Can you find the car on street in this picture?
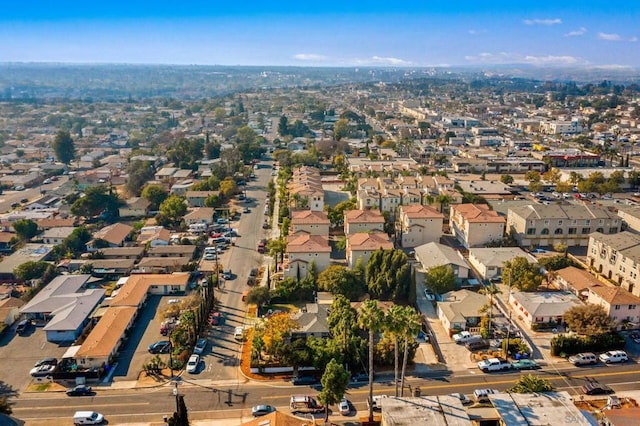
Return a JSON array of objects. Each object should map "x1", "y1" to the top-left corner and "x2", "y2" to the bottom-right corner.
[
  {"x1": 234, "y1": 326, "x2": 245, "y2": 341},
  {"x1": 477, "y1": 358, "x2": 512, "y2": 372},
  {"x1": 424, "y1": 288, "x2": 435, "y2": 301},
  {"x1": 582, "y1": 382, "x2": 614, "y2": 395},
  {"x1": 338, "y1": 398, "x2": 350, "y2": 415},
  {"x1": 473, "y1": 388, "x2": 499, "y2": 402},
  {"x1": 66, "y1": 385, "x2": 93, "y2": 396},
  {"x1": 453, "y1": 331, "x2": 473, "y2": 344},
  {"x1": 511, "y1": 359, "x2": 540, "y2": 370},
  {"x1": 568, "y1": 352, "x2": 598, "y2": 366},
  {"x1": 243, "y1": 207, "x2": 250, "y2": 213},
  {"x1": 148, "y1": 340, "x2": 171, "y2": 354},
  {"x1": 203, "y1": 252, "x2": 217, "y2": 261},
  {"x1": 531, "y1": 248, "x2": 547, "y2": 254},
  {"x1": 223, "y1": 269, "x2": 232, "y2": 280},
  {"x1": 367, "y1": 395, "x2": 388, "y2": 411},
  {"x1": 292, "y1": 375, "x2": 318, "y2": 386},
  {"x1": 251, "y1": 405, "x2": 276, "y2": 417},
  {"x1": 599, "y1": 350, "x2": 628, "y2": 364},
  {"x1": 194, "y1": 338, "x2": 207, "y2": 355},
  {"x1": 186, "y1": 354, "x2": 200, "y2": 374}
]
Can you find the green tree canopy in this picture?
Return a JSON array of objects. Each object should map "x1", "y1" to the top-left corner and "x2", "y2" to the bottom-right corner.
[
  {"x1": 333, "y1": 118, "x2": 350, "y2": 141},
  {"x1": 141, "y1": 184, "x2": 168, "y2": 210},
  {"x1": 13, "y1": 219, "x2": 38, "y2": 241},
  {"x1": 365, "y1": 249, "x2": 411, "y2": 301},
  {"x1": 53, "y1": 129, "x2": 75, "y2": 164},
  {"x1": 502, "y1": 257, "x2": 543, "y2": 292},
  {"x1": 14, "y1": 261, "x2": 53, "y2": 281},
  {"x1": 158, "y1": 195, "x2": 187, "y2": 226},
  {"x1": 126, "y1": 160, "x2": 155, "y2": 196},
  {"x1": 538, "y1": 255, "x2": 577, "y2": 271},
  {"x1": 508, "y1": 374, "x2": 553, "y2": 393},
  {"x1": 317, "y1": 265, "x2": 365, "y2": 300},
  {"x1": 326, "y1": 199, "x2": 356, "y2": 228},
  {"x1": 246, "y1": 286, "x2": 271, "y2": 310},
  {"x1": 71, "y1": 185, "x2": 122, "y2": 220},
  {"x1": 424, "y1": 264, "x2": 456, "y2": 295},
  {"x1": 563, "y1": 304, "x2": 616, "y2": 335},
  {"x1": 318, "y1": 359, "x2": 350, "y2": 422}
]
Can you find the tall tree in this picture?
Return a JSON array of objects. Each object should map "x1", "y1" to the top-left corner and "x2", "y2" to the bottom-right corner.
[
  {"x1": 357, "y1": 300, "x2": 385, "y2": 423},
  {"x1": 13, "y1": 219, "x2": 38, "y2": 241},
  {"x1": 424, "y1": 265, "x2": 456, "y2": 295},
  {"x1": 399, "y1": 306, "x2": 422, "y2": 397},
  {"x1": 502, "y1": 257, "x2": 543, "y2": 292},
  {"x1": 70, "y1": 184, "x2": 122, "y2": 220},
  {"x1": 53, "y1": 129, "x2": 75, "y2": 164},
  {"x1": 365, "y1": 249, "x2": 411, "y2": 301},
  {"x1": 141, "y1": 184, "x2": 169, "y2": 210},
  {"x1": 508, "y1": 374, "x2": 553, "y2": 393},
  {"x1": 386, "y1": 305, "x2": 406, "y2": 397},
  {"x1": 158, "y1": 195, "x2": 187, "y2": 226},
  {"x1": 317, "y1": 359, "x2": 350, "y2": 422},
  {"x1": 126, "y1": 160, "x2": 155, "y2": 196},
  {"x1": 563, "y1": 304, "x2": 615, "y2": 334}
]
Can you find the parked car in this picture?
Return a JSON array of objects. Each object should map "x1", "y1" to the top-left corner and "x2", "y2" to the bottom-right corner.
[
  {"x1": 148, "y1": 340, "x2": 171, "y2": 354},
  {"x1": 73, "y1": 411, "x2": 105, "y2": 425},
  {"x1": 473, "y1": 388, "x2": 499, "y2": 402},
  {"x1": 582, "y1": 382, "x2": 613, "y2": 395},
  {"x1": 251, "y1": 405, "x2": 276, "y2": 417},
  {"x1": 34, "y1": 357, "x2": 58, "y2": 368},
  {"x1": 477, "y1": 358, "x2": 512, "y2": 372},
  {"x1": 367, "y1": 395, "x2": 388, "y2": 411},
  {"x1": 531, "y1": 248, "x2": 547, "y2": 254},
  {"x1": 424, "y1": 288, "x2": 435, "y2": 301},
  {"x1": 30, "y1": 364, "x2": 56, "y2": 377},
  {"x1": 243, "y1": 207, "x2": 250, "y2": 213},
  {"x1": 186, "y1": 354, "x2": 200, "y2": 374},
  {"x1": 465, "y1": 338, "x2": 490, "y2": 351},
  {"x1": 234, "y1": 326, "x2": 245, "y2": 341},
  {"x1": 453, "y1": 331, "x2": 473, "y2": 344},
  {"x1": 569, "y1": 352, "x2": 598, "y2": 366},
  {"x1": 292, "y1": 375, "x2": 318, "y2": 386},
  {"x1": 223, "y1": 269, "x2": 232, "y2": 280},
  {"x1": 599, "y1": 350, "x2": 628, "y2": 364},
  {"x1": 194, "y1": 338, "x2": 207, "y2": 355},
  {"x1": 16, "y1": 319, "x2": 31, "y2": 335},
  {"x1": 511, "y1": 359, "x2": 540, "y2": 370},
  {"x1": 66, "y1": 385, "x2": 93, "y2": 396},
  {"x1": 338, "y1": 397, "x2": 351, "y2": 415}
]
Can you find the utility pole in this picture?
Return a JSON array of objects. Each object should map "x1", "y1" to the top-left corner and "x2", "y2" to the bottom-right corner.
[{"x1": 505, "y1": 272, "x2": 513, "y2": 358}]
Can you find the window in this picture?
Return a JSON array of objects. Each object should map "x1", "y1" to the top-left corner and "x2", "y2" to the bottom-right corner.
[
  {"x1": 609, "y1": 228, "x2": 618, "y2": 234},
  {"x1": 554, "y1": 228, "x2": 563, "y2": 235},
  {"x1": 582, "y1": 228, "x2": 591, "y2": 234},
  {"x1": 614, "y1": 305, "x2": 621, "y2": 310},
  {"x1": 544, "y1": 220, "x2": 550, "y2": 225},
  {"x1": 541, "y1": 228, "x2": 549, "y2": 235},
  {"x1": 526, "y1": 228, "x2": 536, "y2": 235},
  {"x1": 596, "y1": 227, "x2": 604, "y2": 233},
  {"x1": 558, "y1": 220, "x2": 563, "y2": 225},
  {"x1": 629, "y1": 305, "x2": 636, "y2": 310},
  {"x1": 585, "y1": 220, "x2": 591, "y2": 225},
  {"x1": 568, "y1": 228, "x2": 576, "y2": 235}
]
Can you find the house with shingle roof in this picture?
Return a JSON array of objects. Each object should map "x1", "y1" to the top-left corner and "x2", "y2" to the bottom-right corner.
[
  {"x1": 343, "y1": 209, "x2": 385, "y2": 235},
  {"x1": 437, "y1": 289, "x2": 486, "y2": 331},
  {"x1": 291, "y1": 210, "x2": 330, "y2": 236},
  {"x1": 554, "y1": 266, "x2": 603, "y2": 298},
  {"x1": 415, "y1": 241, "x2": 470, "y2": 282},
  {"x1": 346, "y1": 231, "x2": 394, "y2": 268},
  {"x1": 468, "y1": 247, "x2": 537, "y2": 280},
  {"x1": 285, "y1": 232, "x2": 331, "y2": 279},
  {"x1": 508, "y1": 291, "x2": 583, "y2": 329},
  {"x1": 587, "y1": 284, "x2": 640, "y2": 329},
  {"x1": 87, "y1": 222, "x2": 134, "y2": 251},
  {"x1": 397, "y1": 205, "x2": 444, "y2": 248},
  {"x1": 450, "y1": 204, "x2": 506, "y2": 248}
]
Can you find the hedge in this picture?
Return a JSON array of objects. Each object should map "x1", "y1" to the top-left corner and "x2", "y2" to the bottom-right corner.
[{"x1": 550, "y1": 332, "x2": 626, "y2": 357}]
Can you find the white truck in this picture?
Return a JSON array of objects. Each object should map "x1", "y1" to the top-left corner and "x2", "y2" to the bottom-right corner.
[
  {"x1": 290, "y1": 395, "x2": 324, "y2": 414},
  {"x1": 367, "y1": 394, "x2": 388, "y2": 411},
  {"x1": 453, "y1": 331, "x2": 473, "y2": 344},
  {"x1": 477, "y1": 358, "x2": 512, "y2": 373}
]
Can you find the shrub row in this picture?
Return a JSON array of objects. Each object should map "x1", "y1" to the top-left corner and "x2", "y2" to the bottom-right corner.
[{"x1": 550, "y1": 332, "x2": 626, "y2": 357}]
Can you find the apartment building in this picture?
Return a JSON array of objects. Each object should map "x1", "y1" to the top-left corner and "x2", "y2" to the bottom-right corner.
[
  {"x1": 289, "y1": 166, "x2": 324, "y2": 211},
  {"x1": 508, "y1": 204, "x2": 621, "y2": 248},
  {"x1": 450, "y1": 204, "x2": 506, "y2": 248},
  {"x1": 284, "y1": 232, "x2": 331, "y2": 279},
  {"x1": 343, "y1": 209, "x2": 385, "y2": 235},
  {"x1": 291, "y1": 210, "x2": 330, "y2": 236},
  {"x1": 587, "y1": 231, "x2": 640, "y2": 296},
  {"x1": 346, "y1": 231, "x2": 394, "y2": 268},
  {"x1": 586, "y1": 284, "x2": 640, "y2": 329},
  {"x1": 397, "y1": 205, "x2": 444, "y2": 248}
]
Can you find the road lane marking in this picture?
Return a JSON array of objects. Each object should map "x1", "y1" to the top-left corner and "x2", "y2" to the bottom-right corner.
[{"x1": 13, "y1": 402, "x2": 150, "y2": 411}]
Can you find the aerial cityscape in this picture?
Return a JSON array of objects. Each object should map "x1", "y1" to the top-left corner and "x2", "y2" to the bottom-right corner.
[{"x1": 1, "y1": 3, "x2": 640, "y2": 426}]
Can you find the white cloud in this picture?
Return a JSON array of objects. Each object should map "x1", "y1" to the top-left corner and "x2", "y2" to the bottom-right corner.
[
  {"x1": 565, "y1": 27, "x2": 587, "y2": 37},
  {"x1": 468, "y1": 29, "x2": 487, "y2": 35},
  {"x1": 523, "y1": 18, "x2": 562, "y2": 26},
  {"x1": 598, "y1": 32, "x2": 623, "y2": 41},
  {"x1": 465, "y1": 51, "x2": 583, "y2": 66},
  {"x1": 353, "y1": 56, "x2": 413, "y2": 66},
  {"x1": 292, "y1": 53, "x2": 328, "y2": 61},
  {"x1": 630, "y1": 36, "x2": 638, "y2": 42}
]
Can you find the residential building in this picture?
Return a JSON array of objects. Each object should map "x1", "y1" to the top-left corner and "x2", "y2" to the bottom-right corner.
[
  {"x1": 185, "y1": 191, "x2": 220, "y2": 208},
  {"x1": 616, "y1": 205, "x2": 640, "y2": 234},
  {"x1": 19, "y1": 275, "x2": 105, "y2": 342},
  {"x1": 488, "y1": 392, "x2": 592, "y2": 426},
  {"x1": 41, "y1": 226, "x2": 76, "y2": 245},
  {"x1": 290, "y1": 210, "x2": 330, "y2": 236},
  {"x1": 284, "y1": 232, "x2": 331, "y2": 279},
  {"x1": 450, "y1": 204, "x2": 506, "y2": 248},
  {"x1": 87, "y1": 223, "x2": 134, "y2": 251},
  {"x1": 378, "y1": 395, "x2": 470, "y2": 426},
  {"x1": 290, "y1": 300, "x2": 331, "y2": 340},
  {"x1": 468, "y1": 247, "x2": 537, "y2": 280},
  {"x1": 147, "y1": 245, "x2": 196, "y2": 259},
  {"x1": 437, "y1": 289, "x2": 486, "y2": 331},
  {"x1": 137, "y1": 226, "x2": 171, "y2": 247},
  {"x1": 508, "y1": 204, "x2": 621, "y2": 248},
  {"x1": 397, "y1": 205, "x2": 444, "y2": 248},
  {"x1": 532, "y1": 148, "x2": 599, "y2": 168},
  {"x1": 95, "y1": 246, "x2": 145, "y2": 260},
  {"x1": 289, "y1": 166, "x2": 324, "y2": 211},
  {"x1": 119, "y1": 197, "x2": 151, "y2": 218},
  {"x1": 508, "y1": 291, "x2": 583, "y2": 329},
  {"x1": 414, "y1": 242, "x2": 470, "y2": 282},
  {"x1": 136, "y1": 257, "x2": 191, "y2": 274},
  {"x1": 184, "y1": 207, "x2": 215, "y2": 226},
  {"x1": 346, "y1": 231, "x2": 394, "y2": 268},
  {"x1": 586, "y1": 285, "x2": 640, "y2": 329},
  {"x1": 0, "y1": 243, "x2": 55, "y2": 281},
  {"x1": 554, "y1": 266, "x2": 603, "y2": 299},
  {"x1": 587, "y1": 231, "x2": 640, "y2": 296},
  {"x1": 343, "y1": 209, "x2": 385, "y2": 235}
]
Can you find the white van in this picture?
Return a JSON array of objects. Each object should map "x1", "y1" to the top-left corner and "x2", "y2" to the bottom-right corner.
[
  {"x1": 73, "y1": 411, "x2": 105, "y2": 425},
  {"x1": 188, "y1": 223, "x2": 207, "y2": 234}
]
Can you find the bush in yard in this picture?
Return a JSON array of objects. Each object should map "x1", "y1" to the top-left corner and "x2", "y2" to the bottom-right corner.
[{"x1": 550, "y1": 332, "x2": 626, "y2": 357}]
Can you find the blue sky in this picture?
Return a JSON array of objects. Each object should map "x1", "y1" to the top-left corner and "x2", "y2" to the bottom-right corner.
[{"x1": 1, "y1": 1, "x2": 638, "y2": 67}]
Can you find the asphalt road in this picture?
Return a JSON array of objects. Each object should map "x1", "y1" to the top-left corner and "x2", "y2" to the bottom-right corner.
[
  {"x1": 12, "y1": 363, "x2": 640, "y2": 425},
  {"x1": 0, "y1": 176, "x2": 70, "y2": 213}
]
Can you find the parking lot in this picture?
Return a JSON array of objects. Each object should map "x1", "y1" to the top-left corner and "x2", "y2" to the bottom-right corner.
[{"x1": 0, "y1": 321, "x2": 69, "y2": 392}]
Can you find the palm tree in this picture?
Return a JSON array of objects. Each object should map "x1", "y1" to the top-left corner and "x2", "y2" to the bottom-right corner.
[
  {"x1": 478, "y1": 283, "x2": 502, "y2": 337},
  {"x1": 358, "y1": 300, "x2": 385, "y2": 423},
  {"x1": 399, "y1": 306, "x2": 422, "y2": 397},
  {"x1": 435, "y1": 194, "x2": 453, "y2": 214},
  {"x1": 386, "y1": 305, "x2": 405, "y2": 397},
  {"x1": 508, "y1": 374, "x2": 553, "y2": 393}
]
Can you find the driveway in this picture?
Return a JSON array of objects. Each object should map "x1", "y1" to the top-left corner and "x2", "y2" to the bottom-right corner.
[{"x1": 0, "y1": 322, "x2": 69, "y2": 393}]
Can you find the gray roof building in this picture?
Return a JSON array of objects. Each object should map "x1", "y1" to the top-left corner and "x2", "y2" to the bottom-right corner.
[
  {"x1": 379, "y1": 395, "x2": 470, "y2": 426},
  {"x1": 488, "y1": 391, "x2": 593, "y2": 426}
]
